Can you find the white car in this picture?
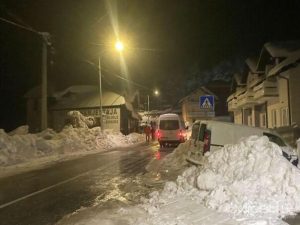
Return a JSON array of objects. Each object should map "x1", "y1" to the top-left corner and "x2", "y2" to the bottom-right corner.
[{"x1": 187, "y1": 120, "x2": 298, "y2": 166}]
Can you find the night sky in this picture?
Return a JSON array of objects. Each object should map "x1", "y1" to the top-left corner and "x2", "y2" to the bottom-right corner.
[{"x1": 1, "y1": 0, "x2": 300, "y2": 130}]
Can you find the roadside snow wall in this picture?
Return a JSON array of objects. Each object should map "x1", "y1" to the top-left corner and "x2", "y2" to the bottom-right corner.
[
  {"x1": 143, "y1": 135, "x2": 300, "y2": 219},
  {"x1": 0, "y1": 126, "x2": 144, "y2": 167}
]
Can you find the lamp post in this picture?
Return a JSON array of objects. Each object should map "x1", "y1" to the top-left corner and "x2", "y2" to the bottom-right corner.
[
  {"x1": 147, "y1": 89, "x2": 159, "y2": 113},
  {"x1": 147, "y1": 95, "x2": 150, "y2": 112},
  {"x1": 0, "y1": 18, "x2": 51, "y2": 131},
  {"x1": 98, "y1": 55, "x2": 103, "y2": 129},
  {"x1": 98, "y1": 40, "x2": 124, "y2": 130}
]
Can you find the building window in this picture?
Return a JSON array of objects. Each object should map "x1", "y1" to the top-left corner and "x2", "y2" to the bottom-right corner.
[
  {"x1": 281, "y1": 107, "x2": 289, "y2": 126},
  {"x1": 247, "y1": 115, "x2": 252, "y2": 126},
  {"x1": 260, "y1": 113, "x2": 266, "y2": 128},
  {"x1": 272, "y1": 109, "x2": 277, "y2": 128},
  {"x1": 244, "y1": 108, "x2": 252, "y2": 126}
]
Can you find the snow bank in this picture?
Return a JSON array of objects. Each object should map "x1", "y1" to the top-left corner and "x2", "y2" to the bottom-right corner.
[
  {"x1": 146, "y1": 140, "x2": 191, "y2": 173},
  {"x1": 143, "y1": 136, "x2": 300, "y2": 220},
  {"x1": 0, "y1": 126, "x2": 144, "y2": 167},
  {"x1": 66, "y1": 111, "x2": 96, "y2": 128},
  {"x1": 56, "y1": 136, "x2": 297, "y2": 225}
]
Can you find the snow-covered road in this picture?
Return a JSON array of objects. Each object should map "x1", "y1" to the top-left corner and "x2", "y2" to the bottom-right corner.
[
  {"x1": 0, "y1": 142, "x2": 170, "y2": 225},
  {"x1": 1, "y1": 127, "x2": 300, "y2": 225}
]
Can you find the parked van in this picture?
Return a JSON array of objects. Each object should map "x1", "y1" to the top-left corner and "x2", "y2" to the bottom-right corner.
[
  {"x1": 156, "y1": 113, "x2": 187, "y2": 147},
  {"x1": 187, "y1": 120, "x2": 298, "y2": 165}
]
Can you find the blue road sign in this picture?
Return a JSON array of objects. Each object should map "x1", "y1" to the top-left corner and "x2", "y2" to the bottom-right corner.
[{"x1": 200, "y1": 95, "x2": 214, "y2": 109}]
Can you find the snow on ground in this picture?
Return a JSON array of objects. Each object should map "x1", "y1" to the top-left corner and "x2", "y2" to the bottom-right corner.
[
  {"x1": 0, "y1": 125, "x2": 144, "y2": 177},
  {"x1": 57, "y1": 135, "x2": 300, "y2": 225},
  {"x1": 143, "y1": 140, "x2": 192, "y2": 184},
  {"x1": 181, "y1": 136, "x2": 300, "y2": 217},
  {"x1": 139, "y1": 135, "x2": 300, "y2": 224},
  {"x1": 146, "y1": 141, "x2": 191, "y2": 172}
]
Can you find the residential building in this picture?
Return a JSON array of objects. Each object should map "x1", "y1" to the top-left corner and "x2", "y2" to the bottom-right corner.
[
  {"x1": 227, "y1": 41, "x2": 300, "y2": 145},
  {"x1": 25, "y1": 85, "x2": 140, "y2": 134},
  {"x1": 180, "y1": 81, "x2": 231, "y2": 124}
]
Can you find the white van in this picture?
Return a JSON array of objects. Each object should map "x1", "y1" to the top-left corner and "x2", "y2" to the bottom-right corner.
[
  {"x1": 188, "y1": 120, "x2": 298, "y2": 165},
  {"x1": 156, "y1": 113, "x2": 187, "y2": 147}
]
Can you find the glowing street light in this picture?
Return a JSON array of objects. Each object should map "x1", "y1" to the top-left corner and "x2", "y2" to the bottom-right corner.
[
  {"x1": 147, "y1": 89, "x2": 160, "y2": 112},
  {"x1": 115, "y1": 41, "x2": 124, "y2": 52},
  {"x1": 98, "y1": 40, "x2": 124, "y2": 130}
]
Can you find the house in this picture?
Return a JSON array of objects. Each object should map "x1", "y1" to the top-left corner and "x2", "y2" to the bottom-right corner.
[
  {"x1": 180, "y1": 81, "x2": 231, "y2": 124},
  {"x1": 227, "y1": 41, "x2": 300, "y2": 145},
  {"x1": 25, "y1": 85, "x2": 141, "y2": 134}
]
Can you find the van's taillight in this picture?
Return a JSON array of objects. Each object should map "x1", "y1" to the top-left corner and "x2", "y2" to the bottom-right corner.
[
  {"x1": 178, "y1": 129, "x2": 184, "y2": 138},
  {"x1": 156, "y1": 130, "x2": 161, "y2": 138},
  {"x1": 203, "y1": 132, "x2": 210, "y2": 154}
]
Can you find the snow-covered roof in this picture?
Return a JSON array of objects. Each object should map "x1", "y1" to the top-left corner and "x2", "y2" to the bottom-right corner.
[
  {"x1": 245, "y1": 57, "x2": 259, "y2": 73},
  {"x1": 256, "y1": 41, "x2": 300, "y2": 72},
  {"x1": 233, "y1": 73, "x2": 247, "y2": 86},
  {"x1": 52, "y1": 85, "x2": 98, "y2": 99},
  {"x1": 24, "y1": 85, "x2": 56, "y2": 98},
  {"x1": 263, "y1": 41, "x2": 300, "y2": 58},
  {"x1": 268, "y1": 50, "x2": 300, "y2": 77},
  {"x1": 51, "y1": 86, "x2": 125, "y2": 110},
  {"x1": 49, "y1": 85, "x2": 141, "y2": 119},
  {"x1": 179, "y1": 86, "x2": 218, "y2": 104}
]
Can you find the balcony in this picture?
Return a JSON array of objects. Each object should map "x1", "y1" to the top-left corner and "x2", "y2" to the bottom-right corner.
[
  {"x1": 236, "y1": 90, "x2": 256, "y2": 108},
  {"x1": 248, "y1": 74, "x2": 265, "y2": 88},
  {"x1": 227, "y1": 93, "x2": 238, "y2": 112},
  {"x1": 235, "y1": 87, "x2": 246, "y2": 96},
  {"x1": 253, "y1": 80, "x2": 278, "y2": 103}
]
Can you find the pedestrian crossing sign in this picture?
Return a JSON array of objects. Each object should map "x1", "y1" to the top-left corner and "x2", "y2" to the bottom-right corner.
[{"x1": 200, "y1": 95, "x2": 214, "y2": 109}]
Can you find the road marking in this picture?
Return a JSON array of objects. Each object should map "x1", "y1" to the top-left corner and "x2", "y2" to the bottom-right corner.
[
  {"x1": 0, "y1": 160, "x2": 117, "y2": 209},
  {"x1": 0, "y1": 143, "x2": 157, "y2": 210}
]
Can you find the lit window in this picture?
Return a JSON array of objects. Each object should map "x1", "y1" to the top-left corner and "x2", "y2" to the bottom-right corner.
[
  {"x1": 272, "y1": 109, "x2": 277, "y2": 128},
  {"x1": 281, "y1": 107, "x2": 289, "y2": 126},
  {"x1": 260, "y1": 113, "x2": 266, "y2": 128},
  {"x1": 248, "y1": 116, "x2": 252, "y2": 126}
]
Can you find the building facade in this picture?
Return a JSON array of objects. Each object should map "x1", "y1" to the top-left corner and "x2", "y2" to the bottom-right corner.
[
  {"x1": 227, "y1": 42, "x2": 300, "y2": 144},
  {"x1": 180, "y1": 81, "x2": 231, "y2": 124},
  {"x1": 26, "y1": 85, "x2": 140, "y2": 134}
]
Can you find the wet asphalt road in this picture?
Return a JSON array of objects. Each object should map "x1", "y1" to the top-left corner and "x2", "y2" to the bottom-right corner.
[
  {"x1": 284, "y1": 214, "x2": 300, "y2": 225},
  {"x1": 0, "y1": 142, "x2": 171, "y2": 225},
  {"x1": 0, "y1": 142, "x2": 299, "y2": 225}
]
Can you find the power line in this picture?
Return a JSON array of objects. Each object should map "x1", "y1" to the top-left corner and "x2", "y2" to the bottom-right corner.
[
  {"x1": 1, "y1": 15, "x2": 150, "y2": 92},
  {"x1": 83, "y1": 59, "x2": 151, "y2": 90},
  {"x1": 0, "y1": 17, "x2": 38, "y2": 34}
]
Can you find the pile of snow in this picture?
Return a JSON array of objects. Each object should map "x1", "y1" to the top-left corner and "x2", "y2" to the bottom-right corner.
[
  {"x1": 66, "y1": 111, "x2": 96, "y2": 128},
  {"x1": 146, "y1": 140, "x2": 192, "y2": 173},
  {"x1": 0, "y1": 126, "x2": 144, "y2": 167},
  {"x1": 56, "y1": 136, "x2": 298, "y2": 225},
  {"x1": 142, "y1": 135, "x2": 300, "y2": 220}
]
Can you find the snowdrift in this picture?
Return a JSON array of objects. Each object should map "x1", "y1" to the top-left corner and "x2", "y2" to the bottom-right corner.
[
  {"x1": 143, "y1": 135, "x2": 300, "y2": 219},
  {"x1": 0, "y1": 126, "x2": 144, "y2": 167}
]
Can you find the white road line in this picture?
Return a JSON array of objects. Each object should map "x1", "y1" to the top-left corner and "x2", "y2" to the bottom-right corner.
[
  {"x1": 0, "y1": 160, "x2": 117, "y2": 210},
  {"x1": 0, "y1": 144, "x2": 155, "y2": 210}
]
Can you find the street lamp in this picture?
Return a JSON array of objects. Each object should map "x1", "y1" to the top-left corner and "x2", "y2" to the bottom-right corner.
[
  {"x1": 115, "y1": 41, "x2": 124, "y2": 51},
  {"x1": 98, "y1": 40, "x2": 124, "y2": 130},
  {"x1": 147, "y1": 89, "x2": 160, "y2": 112}
]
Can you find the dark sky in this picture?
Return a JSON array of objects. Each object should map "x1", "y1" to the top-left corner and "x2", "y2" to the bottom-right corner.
[
  {"x1": 2, "y1": 0, "x2": 300, "y2": 88},
  {"x1": 1, "y1": 0, "x2": 300, "y2": 129}
]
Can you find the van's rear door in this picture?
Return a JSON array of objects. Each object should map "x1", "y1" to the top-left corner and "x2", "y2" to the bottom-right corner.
[{"x1": 159, "y1": 120, "x2": 180, "y2": 141}]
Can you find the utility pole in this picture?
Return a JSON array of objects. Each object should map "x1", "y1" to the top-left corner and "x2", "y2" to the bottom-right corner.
[
  {"x1": 40, "y1": 33, "x2": 50, "y2": 130},
  {"x1": 147, "y1": 95, "x2": 150, "y2": 112},
  {"x1": 98, "y1": 55, "x2": 103, "y2": 129},
  {"x1": 0, "y1": 17, "x2": 51, "y2": 131}
]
